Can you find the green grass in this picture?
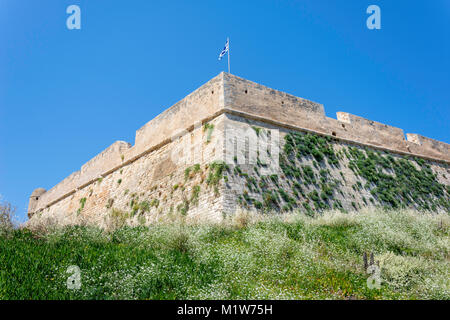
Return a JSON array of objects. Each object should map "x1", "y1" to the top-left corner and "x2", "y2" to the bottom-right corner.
[{"x1": 1, "y1": 209, "x2": 449, "y2": 300}]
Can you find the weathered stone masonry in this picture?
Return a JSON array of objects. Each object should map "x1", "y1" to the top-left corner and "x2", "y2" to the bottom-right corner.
[{"x1": 28, "y1": 72, "x2": 450, "y2": 223}]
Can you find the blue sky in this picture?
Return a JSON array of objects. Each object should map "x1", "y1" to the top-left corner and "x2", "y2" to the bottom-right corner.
[{"x1": 1, "y1": 0, "x2": 449, "y2": 222}]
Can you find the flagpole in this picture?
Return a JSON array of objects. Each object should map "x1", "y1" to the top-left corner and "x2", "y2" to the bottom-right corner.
[{"x1": 227, "y1": 37, "x2": 231, "y2": 74}]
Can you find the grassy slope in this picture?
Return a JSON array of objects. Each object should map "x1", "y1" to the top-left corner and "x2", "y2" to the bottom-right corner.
[{"x1": 1, "y1": 209, "x2": 449, "y2": 300}]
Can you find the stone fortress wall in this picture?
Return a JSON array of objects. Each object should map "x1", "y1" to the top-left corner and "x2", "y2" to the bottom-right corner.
[{"x1": 28, "y1": 72, "x2": 450, "y2": 221}]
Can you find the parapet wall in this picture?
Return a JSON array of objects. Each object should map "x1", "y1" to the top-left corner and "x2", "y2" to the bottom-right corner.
[
  {"x1": 223, "y1": 72, "x2": 325, "y2": 119},
  {"x1": 133, "y1": 73, "x2": 225, "y2": 156},
  {"x1": 221, "y1": 74, "x2": 449, "y2": 162},
  {"x1": 407, "y1": 133, "x2": 450, "y2": 157},
  {"x1": 336, "y1": 112, "x2": 405, "y2": 144},
  {"x1": 28, "y1": 72, "x2": 450, "y2": 217},
  {"x1": 32, "y1": 141, "x2": 132, "y2": 214}
]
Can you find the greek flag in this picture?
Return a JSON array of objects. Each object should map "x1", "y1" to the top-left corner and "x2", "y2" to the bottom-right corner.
[{"x1": 218, "y1": 39, "x2": 229, "y2": 60}]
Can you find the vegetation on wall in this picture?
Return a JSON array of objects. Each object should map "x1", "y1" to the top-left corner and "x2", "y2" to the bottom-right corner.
[
  {"x1": 206, "y1": 161, "x2": 229, "y2": 196},
  {"x1": 203, "y1": 123, "x2": 214, "y2": 143},
  {"x1": 232, "y1": 130, "x2": 449, "y2": 214},
  {"x1": 77, "y1": 198, "x2": 87, "y2": 215},
  {"x1": 346, "y1": 147, "x2": 449, "y2": 211},
  {"x1": 112, "y1": 161, "x2": 229, "y2": 219},
  {"x1": 67, "y1": 127, "x2": 448, "y2": 220}
]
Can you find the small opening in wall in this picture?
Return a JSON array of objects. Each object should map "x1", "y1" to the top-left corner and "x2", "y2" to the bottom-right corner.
[
  {"x1": 342, "y1": 124, "x2": 345, "y2": 128},
  {"x1": 211, "y1": 90, "x2": 214, "y2": 94},
  {"x1": 332, "y1": 131, "x2": 336, "y2": 136},
  {"x1": 281, "y1": 101, "x2": 284, "y2": 105},
  {"x1": 244, "y1": 89, "x2": 248, "y2": 94}
]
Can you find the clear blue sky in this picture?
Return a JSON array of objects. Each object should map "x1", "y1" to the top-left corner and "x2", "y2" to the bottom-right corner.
[{"x1": 1, "y1": 0, "x2": 449, "y2": 222}]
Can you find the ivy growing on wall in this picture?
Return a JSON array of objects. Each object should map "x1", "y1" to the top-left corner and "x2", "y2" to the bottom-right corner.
[
  {"x1": 233, "y1": 130, "x2": 449, "y2": 214},
  {"x1": 346, "y1": 147, "x2": 449, "y2": 211}
]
